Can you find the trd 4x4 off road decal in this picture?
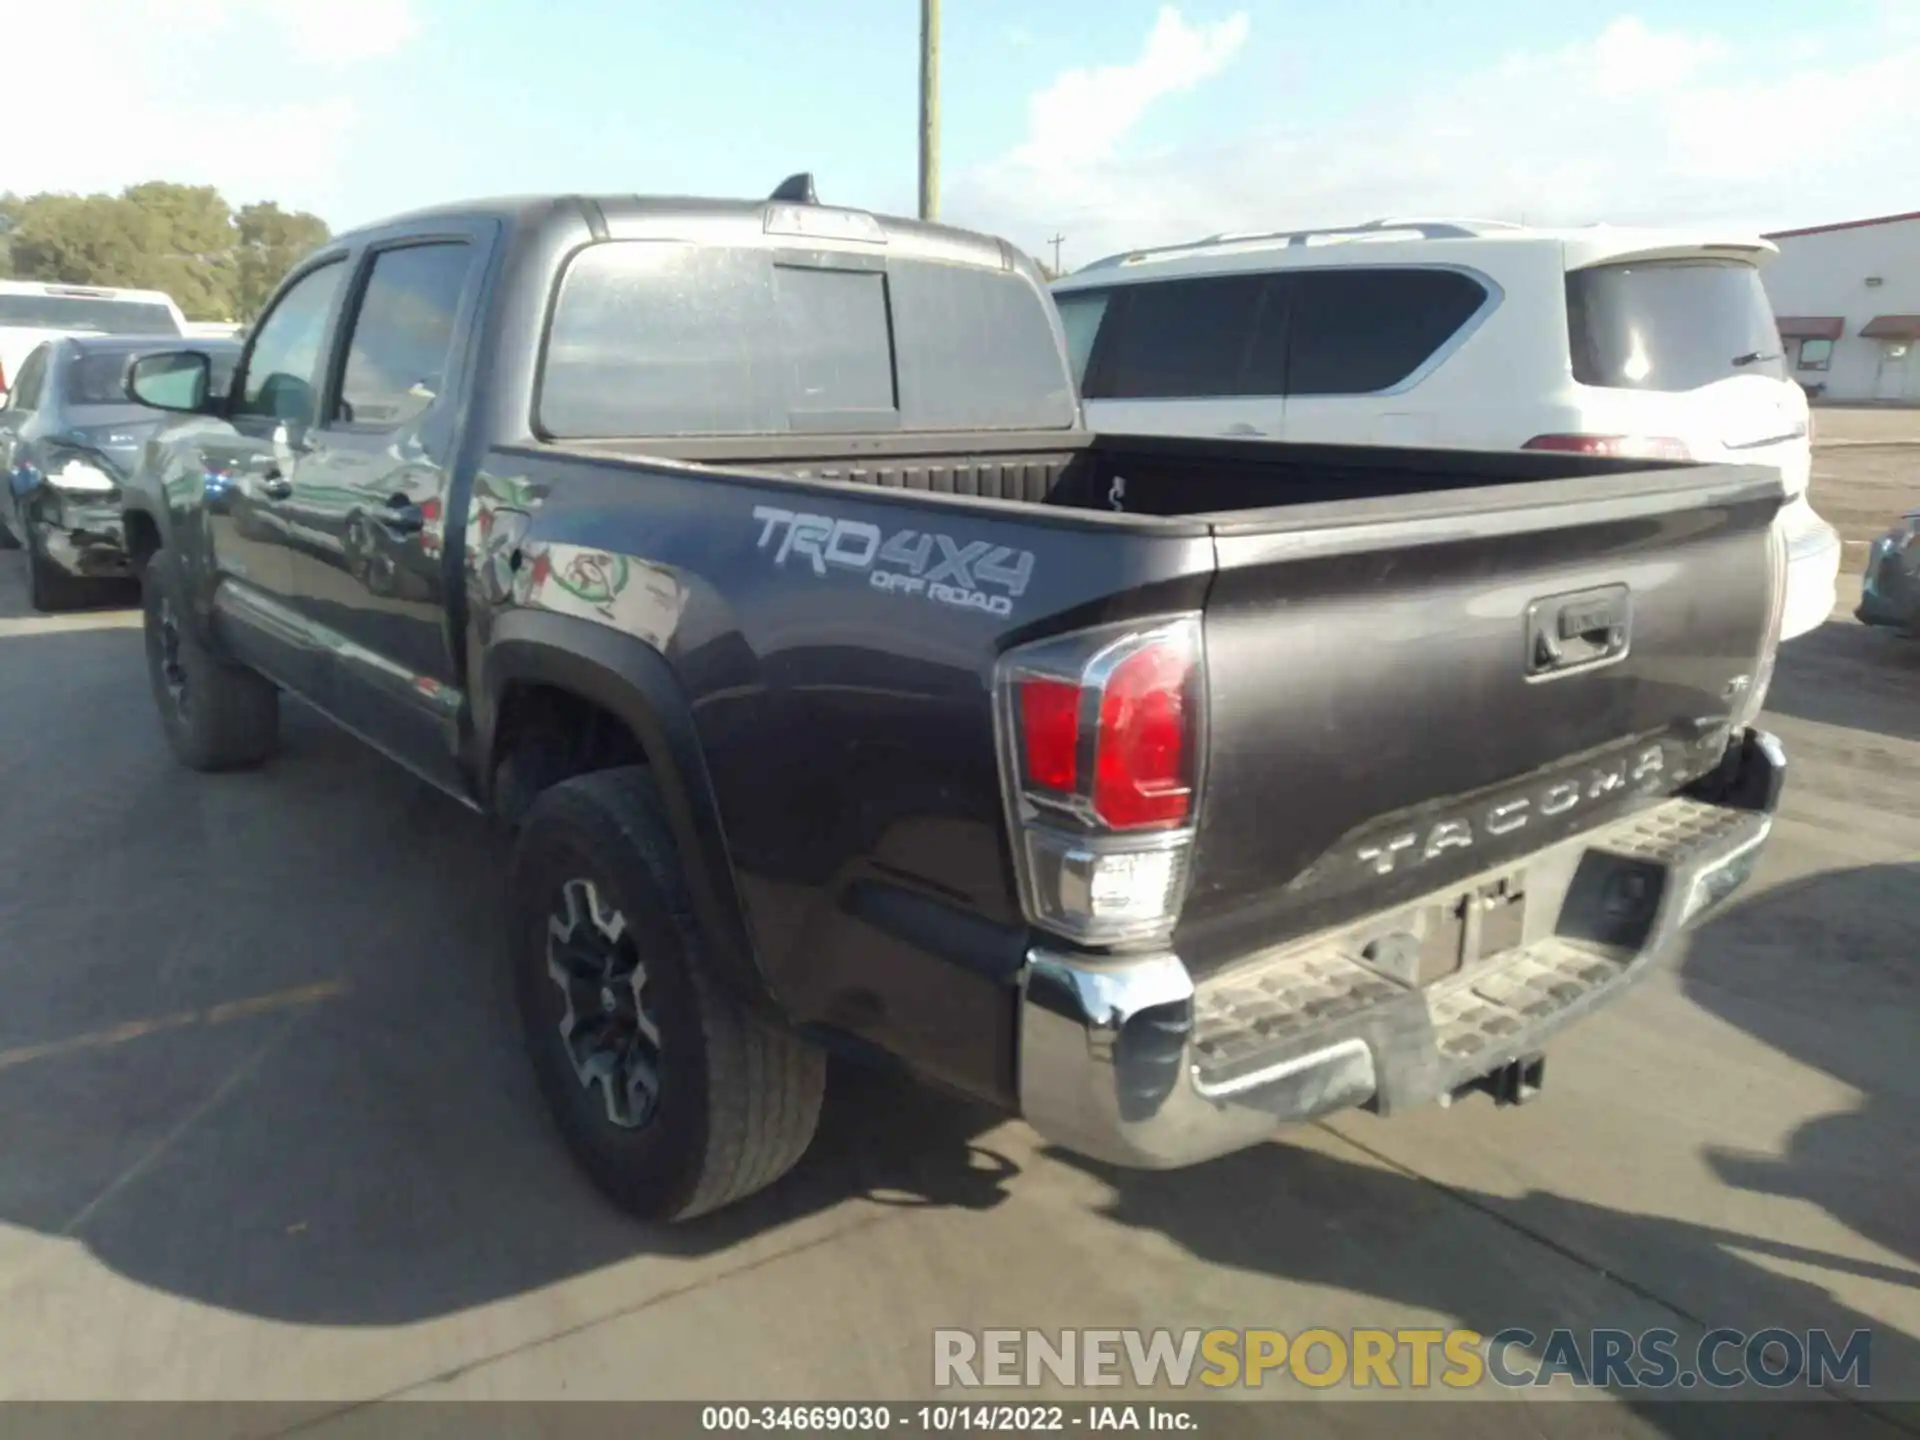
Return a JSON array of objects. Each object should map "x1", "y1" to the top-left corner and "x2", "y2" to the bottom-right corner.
[{"x1": 751, "y1": 505, "x2": 1036, "y2": 618}]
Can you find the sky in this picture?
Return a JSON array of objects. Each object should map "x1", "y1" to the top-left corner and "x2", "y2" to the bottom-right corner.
[{"x1": 6, "y1": 0, "x2": 1919, "y2": 271}]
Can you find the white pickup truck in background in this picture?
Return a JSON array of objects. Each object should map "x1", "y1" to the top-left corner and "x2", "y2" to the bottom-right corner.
[{"x1": 0, "y1": 279, "x2": 188, "y2": 404}]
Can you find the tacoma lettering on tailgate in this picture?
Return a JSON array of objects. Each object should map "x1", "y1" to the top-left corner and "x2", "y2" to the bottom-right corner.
[
  {"x1": 752, "y1": 505, "x2": 1036, "y2": 618},
  {"x1": 1355, "y1": 744, "x2": 1670, "y2": 877}
]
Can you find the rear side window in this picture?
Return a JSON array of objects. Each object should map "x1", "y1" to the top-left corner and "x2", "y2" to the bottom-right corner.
[
  {"x1": 1085, "y1": 275, "x2": 1267, "y2": 399},
  {"x1": 0, "y1": 293, "x2": 179, "y2": 335},
  {"x1": 538, "y1": 241, "x2": 1076, "y2": 439},
  {"x1": 1567, "y1": 260, "x2": 1784, "y2": 391},
  {"x1": 337, "y1": 242, "x2": 478, "y2": 428},
  {"x1": 1284, "y1": 268, "x2": 1489, "y2": 395},
  {"x1": 1075, "y1": 266, "x2": 1488, "y2": 400}
]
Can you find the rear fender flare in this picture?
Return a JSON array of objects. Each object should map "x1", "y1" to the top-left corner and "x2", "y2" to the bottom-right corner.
[{"x1": 479, "y1": 609, "x2": 775, "y2": 1014}]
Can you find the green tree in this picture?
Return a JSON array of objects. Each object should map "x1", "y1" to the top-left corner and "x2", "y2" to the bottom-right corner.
[
  {"x1": 0, "y1": 193, "x2": 26, "y2": 278},
  {"x1": 0, "y1": 184, "x2": 329, "y2": 322},
  {"x1": 121, "y1": 181, "x2": 239, "y2": 321},
  {"x1": 234, "y1": 202, "x2": 332, "y2": 320},
  {"x1": 6, "y1": 193, "x2": 157, "y2": 296}
]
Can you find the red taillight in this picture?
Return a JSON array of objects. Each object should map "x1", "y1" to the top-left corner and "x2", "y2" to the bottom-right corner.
[
  {"x1": 1523, "y1": 434, "x2": 1693, "y2": 461},
  {"x1": 1011, "y1": 630, "x2": 1197, "y2": 832},
  {"x1": 997, "y1": 617, "x2": 1204, "y2": 944},
  {"x1": 1018, "y1": 677, "x2": 1081, "y2": 793},
  {"x1": 1014, "y1": 640, "x2": 1195, "y2": 830},
  {"x1": 1094, "y1": 644, "x2": 1194, "y2": 829}
]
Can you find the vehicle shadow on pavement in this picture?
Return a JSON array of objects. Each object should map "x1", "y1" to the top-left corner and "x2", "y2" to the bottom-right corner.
[
  {"x1": 1769, "y1": 622, "x2": 1920, "y2": 744},
  {"x1": 1680, "y1": 862, "x2": 1919, "y2": 1268},
  {"x1": 1049, "y1": 1139, "x2": 1914, "y2": 1436}
]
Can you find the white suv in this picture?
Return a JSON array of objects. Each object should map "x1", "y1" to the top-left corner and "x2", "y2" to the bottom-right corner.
[
  {"x1": 0, "y1": 279, "x2": 188, "y2": 408},
  {"x1": 1052, "y1": 220, "x2": 1840, "y2": 641}
]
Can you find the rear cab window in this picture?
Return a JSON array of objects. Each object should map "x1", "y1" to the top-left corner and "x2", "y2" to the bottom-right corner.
[
  {"x1": 538, "y1": 241, "x2": 1077, "y2": 439},
  {"x1": 1566, "y1": 260, "x2": 1784, "y2": 391}
]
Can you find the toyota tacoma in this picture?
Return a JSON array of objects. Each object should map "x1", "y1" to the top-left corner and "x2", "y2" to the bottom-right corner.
[{"x1": 117, "y1": 178, "x2": 1789, "y2": 1221}]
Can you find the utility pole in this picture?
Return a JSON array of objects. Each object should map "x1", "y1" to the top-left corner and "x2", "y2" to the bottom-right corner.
[
  {"x1": 1048, "y1": 233, "x2": 1065, "y2": 275},
  {"x1": 919, "y1": 0, "x2": 940, "y2": 221}
]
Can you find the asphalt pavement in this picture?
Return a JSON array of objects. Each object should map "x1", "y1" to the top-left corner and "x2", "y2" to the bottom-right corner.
[{"x1": 0, "y1": 458, "x2": 1914, "y2": 1432}]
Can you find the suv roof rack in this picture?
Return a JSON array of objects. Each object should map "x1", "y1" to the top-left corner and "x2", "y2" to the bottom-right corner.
[
  {"x1": 1075, "y1": 216, "x2": 1529, "y2": 274},
  {"x1": 1362, "y1": 216, "x2": 1527, "y2": 232}
]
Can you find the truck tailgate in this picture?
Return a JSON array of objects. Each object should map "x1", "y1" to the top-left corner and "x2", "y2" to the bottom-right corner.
[{"x1": 1175, "y1": 461, "x2": 1785, "y2": 973}]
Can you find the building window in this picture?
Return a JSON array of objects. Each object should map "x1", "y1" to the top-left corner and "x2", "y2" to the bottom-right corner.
[{"x1": 1797, "y1": 338, "x2": 1833, "y2": 372}]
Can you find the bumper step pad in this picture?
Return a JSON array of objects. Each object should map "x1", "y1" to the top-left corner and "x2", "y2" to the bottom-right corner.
[{"x1": 1189, "y1": 794, "x2": 1766, "y2": 1098}]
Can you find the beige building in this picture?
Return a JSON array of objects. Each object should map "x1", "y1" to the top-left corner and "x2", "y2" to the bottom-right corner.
[{"x1": 1763, "y1": 211, "x2": 1920, "y2": 404}]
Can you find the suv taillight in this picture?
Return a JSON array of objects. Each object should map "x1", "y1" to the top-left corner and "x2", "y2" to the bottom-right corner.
[
  {"x1": 995, "y1": 616, "x2": 1203, "y2": 945},
  {"x1": 1523, "y1": 433, "x2": 1693, "y2": 461}
]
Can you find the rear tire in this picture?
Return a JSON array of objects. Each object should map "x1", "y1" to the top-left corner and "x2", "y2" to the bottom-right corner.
[
  {"x1": 509, "y1": 766, "x2": 825, "y2": 1222},
  {"x1": 141, "y1": 549, "x2": 280, "y2": 770}
]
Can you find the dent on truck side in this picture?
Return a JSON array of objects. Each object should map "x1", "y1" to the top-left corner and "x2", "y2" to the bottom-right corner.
[{"x1": 465, "y1": 466, "x2": 777, "y2": 1019}]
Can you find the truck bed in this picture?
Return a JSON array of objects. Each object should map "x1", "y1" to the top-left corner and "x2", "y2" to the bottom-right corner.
[{"x1": 556, "y1": 430, "x2": 1700, "y2": 519}]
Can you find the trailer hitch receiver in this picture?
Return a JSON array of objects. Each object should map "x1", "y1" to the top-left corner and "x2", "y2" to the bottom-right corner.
[{"x1": 1465, "y1": 1055, "x2": 1546, "y2": 1107}]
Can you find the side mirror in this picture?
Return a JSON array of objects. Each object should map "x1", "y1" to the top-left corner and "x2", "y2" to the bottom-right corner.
[{"x1": 127, "y1": 350, "x2": 217, "y2": 415}]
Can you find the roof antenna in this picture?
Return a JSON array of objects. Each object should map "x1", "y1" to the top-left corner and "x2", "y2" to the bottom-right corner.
[{"x1": 769, "y1": 173, "x2": 817, "y2": 205}]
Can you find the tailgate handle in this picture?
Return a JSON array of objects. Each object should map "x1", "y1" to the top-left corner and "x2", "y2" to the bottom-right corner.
[{"x1": 1526, "y1": 585, "x2": 1631, "y2": 678}]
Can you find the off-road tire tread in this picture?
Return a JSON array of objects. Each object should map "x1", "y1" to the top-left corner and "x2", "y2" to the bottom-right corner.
[{"x1": 514, "y1": 766, "x2": 824, "y2": 1221}]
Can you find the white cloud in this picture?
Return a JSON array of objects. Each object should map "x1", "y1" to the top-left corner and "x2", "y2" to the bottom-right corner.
[
  {"x1": 0, "y1": 0, "x2": 420, "y2": 214},
  {"x1": 259, "y1": 0, "x2": 424, "y2": 63},
  {"x1": 953, "y1": 9, "x2": 1920, "y2": 268},
  {"x1": 1011, "y1": 7, "x2": 1251, "y2": 177},
  {"x1": 1585, "y1": 16, "x2": 1726, "y2": 97}
]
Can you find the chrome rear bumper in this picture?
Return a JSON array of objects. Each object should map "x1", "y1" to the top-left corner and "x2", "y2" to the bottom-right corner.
[{"x1": 1017, "y1": 730, "x2": 1785, "y2": 1169}]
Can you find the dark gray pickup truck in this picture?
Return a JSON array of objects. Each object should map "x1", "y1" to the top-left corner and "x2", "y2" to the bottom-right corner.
[{"x1": 118, "y1": 178, "x2": 1789, "y2": 1222}]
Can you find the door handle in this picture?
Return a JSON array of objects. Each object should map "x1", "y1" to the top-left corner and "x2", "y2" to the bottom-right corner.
[{"x1": 378, "y1": 496, "x2": 425, "y2": 535}]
